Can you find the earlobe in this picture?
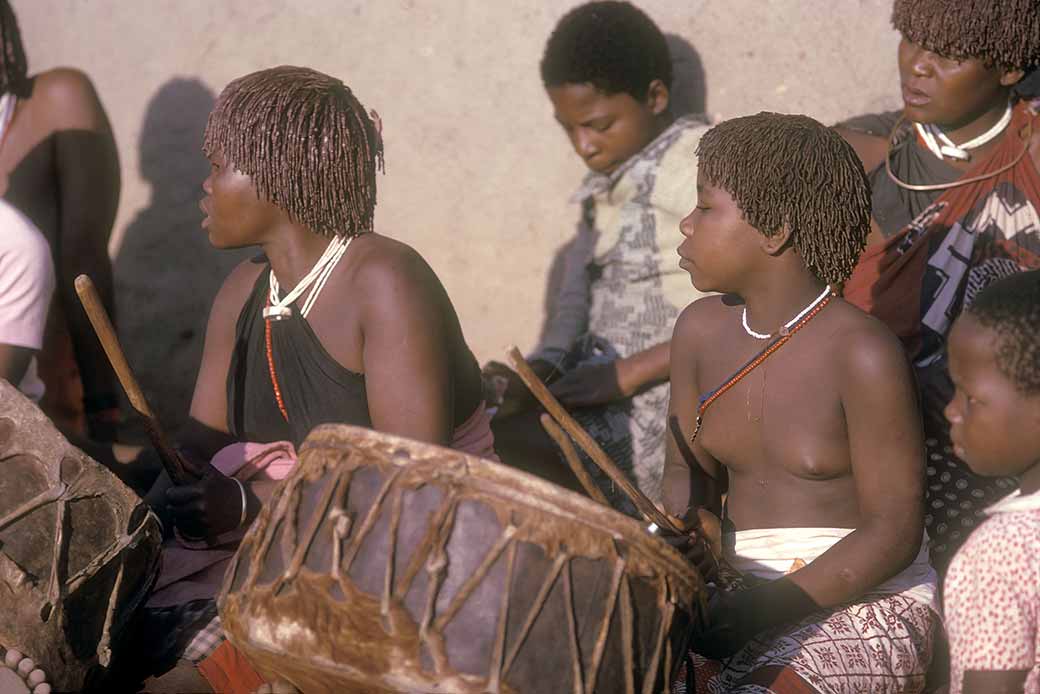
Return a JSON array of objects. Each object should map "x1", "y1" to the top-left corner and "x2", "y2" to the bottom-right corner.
[
  {"x1": 646, "y1": 79, "x2": 671, "y2": 116},
  {"x1": 1000, "y1": 69, "x2": 1025, "y2": 88},
  {"x1": 761, "y1": 225, "x2": 794, "y2": 255}
]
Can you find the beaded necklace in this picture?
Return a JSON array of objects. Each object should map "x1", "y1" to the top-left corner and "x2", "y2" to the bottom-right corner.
[
  {"x1": 263, "y1": 236, "x2": 355, "y2": 422},
  {"x1": 914, "y1": 101, "x2": 1013, "y2": 162},
  {"x1": 885, "y1": 108, "x2": 1032, "y2": 193},
  {"x1": 691, "y1": 293, "x2": 834, "y2": 443},
  {"x1": 264, "y1": 297, "x2": 289, "y2": 421},
  {"x1": 741, "y1": 284, "x2": 831, "y2": 340}
]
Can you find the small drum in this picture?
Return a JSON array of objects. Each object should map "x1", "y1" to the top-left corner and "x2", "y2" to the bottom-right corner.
[
  {"x1": 0, "y1": 381, "x2": 162, "y2": 691},
  {"x1": 219, "y1": 424, "x2": 704, "y2": 693}
]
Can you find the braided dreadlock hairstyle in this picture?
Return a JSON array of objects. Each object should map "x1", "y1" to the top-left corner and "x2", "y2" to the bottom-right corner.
[
  {"x1": 541, "y1": 1, "x2": 672, "y2": 99},
  {"x1": 892, "y1": 0, "x2": 1040, "y2": 71},
  {"x1": 966, "y1": 270, "x2": 1040, "y2": 396},
  {"x1": 203, "y1": 66, "x2": 384, "y2": 239},
  {"x1": 695, "y1": 112, "x2": 871, "y2": 285},
  {"x1": 0, "y1": 1, "x2": 28, "y2": 97}
]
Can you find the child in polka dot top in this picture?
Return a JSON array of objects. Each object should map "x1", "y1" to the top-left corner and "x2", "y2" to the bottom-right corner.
[{"x1": 943, "y1": 269, "x2": 1040, "y2": 694}]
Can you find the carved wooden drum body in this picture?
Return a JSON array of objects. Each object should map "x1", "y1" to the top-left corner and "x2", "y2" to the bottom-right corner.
[
  {"x1": 219, "y1": 424, "x2": 703, "y2": 693},
  {"x1": 0, "y1": 381, "x2": 162, "y2": 691}
]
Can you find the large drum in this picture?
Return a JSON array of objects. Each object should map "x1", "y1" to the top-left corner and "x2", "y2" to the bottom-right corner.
[
  {"x1": 0, "y1": 381, "x2": 162, "y2": 691},
  {"x1": 219, "y1": 424, "x2": 704, "y2": 693}
]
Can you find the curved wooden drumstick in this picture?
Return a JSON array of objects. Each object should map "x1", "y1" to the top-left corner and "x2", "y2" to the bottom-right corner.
[
  {"x1": 539, "y1": 413, "x2": 610, "y2": 507},
  {"x1": 508, "y1": 347, "x2": 682, "y2": 535},
  {"x1": 74, "y1": 274, "x2": 197, "y2": 485}
]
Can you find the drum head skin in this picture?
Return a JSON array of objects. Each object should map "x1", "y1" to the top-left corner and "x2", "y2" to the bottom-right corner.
[
  {"x1": 220, "y1": 424, "x2": 703, "y2": 693},
  {"x1": 0, "y1": 381, "x2": 162, "y2": 692}
]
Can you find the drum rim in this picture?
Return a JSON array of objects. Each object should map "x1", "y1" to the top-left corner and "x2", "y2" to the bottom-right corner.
[{"x1": 298, "y1": 423, "x2": 703, "y2": 593}]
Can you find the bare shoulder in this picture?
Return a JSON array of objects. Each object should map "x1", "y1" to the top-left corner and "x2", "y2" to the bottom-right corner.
[
  {"x1": 827, "y1": 300, "x2": 910, "y2": 380},
  {"x1": 31, "y1": 67, "x2": 107, "y2": 130},
  {"x1": 834, "y1": 125, "x2": 888, "y2": 175},
  {"x1": 673, "y1": 294, "x2": 732, "y2": 347},
  {"x1": 347, "y1": 233, "x2": 437, "y2": 297}
]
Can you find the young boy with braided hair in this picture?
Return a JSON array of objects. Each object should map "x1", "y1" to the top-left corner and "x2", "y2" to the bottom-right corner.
[
  {"x1": 836, "y1": 0, "x2": 1040, "y2": 572},
  {"x1": 665, "y1": 112, "x2": 938, "y2": 693},
  {"x1": 943, "y1": 270, "x2": 1040, "y2": 694},
  {"x1": 488, "y1": 1, "x2": 710, "y2": 508}
]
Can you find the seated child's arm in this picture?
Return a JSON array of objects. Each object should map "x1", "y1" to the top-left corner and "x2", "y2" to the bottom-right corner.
[
  {"x1": 662, "y1": 302, "x2": 724, "y2": 520},
  {"x1": 785, "y1": 319, "x2": 926, "y2": 608},
  {"x1": 359, "y1": 246, "x2": 455, "y2": 446},
  {"x1": 961, "y1": 670, "x2": 1030, "y2": 694},
  {"x1": 548, "y1": 340, "x2": 670, "y2": 407}
]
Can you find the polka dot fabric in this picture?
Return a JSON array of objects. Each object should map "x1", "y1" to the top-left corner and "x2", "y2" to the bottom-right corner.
[
  {"x1": 945, "y1": 496, "x2": 1040, "y2": 694},
  {"x1": 924, "y1": 433, "x2": 1018, "y2": 573}
]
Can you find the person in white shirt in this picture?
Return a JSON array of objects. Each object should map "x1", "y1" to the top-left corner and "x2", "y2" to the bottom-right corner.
[{"x1": 0, "y1": 198, "x2": 55, "y2": 401}]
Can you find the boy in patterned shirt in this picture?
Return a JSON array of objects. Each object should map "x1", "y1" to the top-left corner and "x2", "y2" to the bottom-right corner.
[{"x1": 486, "y1": 1, "x2": 710, "y2": 508}]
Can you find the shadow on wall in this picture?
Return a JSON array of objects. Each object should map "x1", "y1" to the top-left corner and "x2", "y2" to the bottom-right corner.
[
  {"x1": 535, "y1": 36, "x2": 706, "y2": 350},
  {"x1": 114, "y1": 78, "x2": 250, "y2": 435},
  {"x1": 666, "y1": 33, "x2": 707, "y2": 118}
]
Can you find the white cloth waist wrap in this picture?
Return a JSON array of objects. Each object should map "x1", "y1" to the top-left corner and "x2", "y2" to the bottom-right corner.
[{"x1": 726, "y1": 527, "x2": 938, "y2": 612}]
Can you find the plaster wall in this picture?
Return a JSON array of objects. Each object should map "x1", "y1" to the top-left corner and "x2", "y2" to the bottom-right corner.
[{"x1": 13, "y1": 0, "x2": 901, "y2": 429}]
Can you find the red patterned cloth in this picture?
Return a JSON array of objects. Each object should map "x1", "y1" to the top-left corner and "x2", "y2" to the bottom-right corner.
[{"x1": 844, "y1": 100, "x2": 1040, "y2": 571}]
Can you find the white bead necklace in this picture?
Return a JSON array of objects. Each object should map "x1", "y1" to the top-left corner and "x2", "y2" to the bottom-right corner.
[
  {"x1": 741, "y1": 285, "x2": 832, "y2": 340},
  {"x1": 265, "y1": 234, "x2": 353, "y2": 321},
  {"x1": 914, "y1": 101, "x2": 1013, "y2": 162}
]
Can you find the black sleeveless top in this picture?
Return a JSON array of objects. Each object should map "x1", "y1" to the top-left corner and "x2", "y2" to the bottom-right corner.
[
  {"x1": 226, "y1": 267, "x2": 371, "y2": 447},
  {"x1": 839, "y1": 110, "x2": 960, "y2": 236}
]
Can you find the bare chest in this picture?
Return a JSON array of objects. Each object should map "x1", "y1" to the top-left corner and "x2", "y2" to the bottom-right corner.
[{"x1": 695, "y1": 346, "x2": 851, "y2": 481}]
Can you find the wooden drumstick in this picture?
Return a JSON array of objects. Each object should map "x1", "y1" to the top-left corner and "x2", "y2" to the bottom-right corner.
[
  {"x1": 74, "y1": 274, "x2": 196, "y2": 485},
  {"x1": 539, "y1": 413, "x2": 610, "y2": 506},
  {"x1": 507, "y1": 347, "x2": 682, "y2": 535}
]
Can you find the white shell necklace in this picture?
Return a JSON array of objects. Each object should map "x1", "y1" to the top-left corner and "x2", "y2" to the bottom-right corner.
[
  {"x1": 265, "y1": 234, "x2": 353, "y2": 321},
  {"x1": 741, "y1": 284, "x2": 832, "y2": 340},
  {"x1": 914, "y1": 101, "x2": 1013, "y2": 162}
]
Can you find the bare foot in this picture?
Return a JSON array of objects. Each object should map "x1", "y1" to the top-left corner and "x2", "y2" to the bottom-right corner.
[{"x1": 0, "y1": 649, "x2": 50, "y2": 694}]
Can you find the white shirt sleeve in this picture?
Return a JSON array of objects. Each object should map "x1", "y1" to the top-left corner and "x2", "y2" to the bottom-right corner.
[{"x1": 0, "y1": 202, "x2": 55, "y2": 350}]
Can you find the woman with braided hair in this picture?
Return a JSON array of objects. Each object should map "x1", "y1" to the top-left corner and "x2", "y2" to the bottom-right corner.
[
  {"x1": 127, "y1": 66, "x2": 494, "y2": 689},
  {"x1": 835, "y1": 0, "x2": 1040, "y2": 574},
  {"x1": 665, "y1": 113, "x2": 938, "y2": 694}
]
